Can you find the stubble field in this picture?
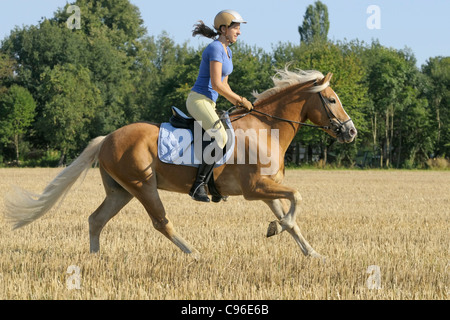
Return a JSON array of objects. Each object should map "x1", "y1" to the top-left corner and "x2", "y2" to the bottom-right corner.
[{"x1": 0, "y1": 168, "x2": 448, "y2": 300}]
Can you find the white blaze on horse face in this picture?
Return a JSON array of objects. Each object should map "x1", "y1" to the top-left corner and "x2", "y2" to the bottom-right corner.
[
  {"x1": 331, "y1": 88, "x2": 350, "y2": 120},
  {"x1": 330, "y1": 88, "x2": 357, "y2": 142}
]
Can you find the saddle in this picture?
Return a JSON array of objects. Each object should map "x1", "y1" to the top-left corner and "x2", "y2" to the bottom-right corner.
[
  {"x1": 169, "y1": 107, "x2": 195, "y2": 130},
  {"x1": 165, "y1": 106, "x2": 229, "y2": 203}
]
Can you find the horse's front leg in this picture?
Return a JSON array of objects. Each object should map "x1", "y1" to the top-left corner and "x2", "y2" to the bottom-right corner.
[
  {"x1": 264, "y1": 197, "x2": 323, "y2": 259},
  {"x1": 242, "y1": 175, "x2": 322, "y2": 258}
]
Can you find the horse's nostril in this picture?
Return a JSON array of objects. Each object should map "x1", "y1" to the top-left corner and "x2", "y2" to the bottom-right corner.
[{"x1": 349, "y1": 128, "x2": 357, "y2": 137}]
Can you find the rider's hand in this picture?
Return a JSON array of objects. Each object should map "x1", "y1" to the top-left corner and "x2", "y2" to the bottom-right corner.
[
  {"x1": 237, "y1": 96, "x2": 253, "y2": 111},
  {"x1": 242, "y1": 98, "x2": 253, "y2": 111}
]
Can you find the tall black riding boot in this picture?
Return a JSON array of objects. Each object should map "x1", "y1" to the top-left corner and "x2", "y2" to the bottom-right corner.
[{"x1": 189, "y1": 160, "x2": 215, "y2": 202}]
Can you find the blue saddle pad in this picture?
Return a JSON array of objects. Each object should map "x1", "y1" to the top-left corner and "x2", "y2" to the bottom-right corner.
[{"x1": 157, "y1": 113, "x2": 235, "y2": 168}]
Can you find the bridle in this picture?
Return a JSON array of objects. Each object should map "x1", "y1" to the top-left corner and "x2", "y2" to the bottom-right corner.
[
  {"x1": 316, "y1": 91, "x2": 353, "y2": 136},
  {"x1": 226, "y1": 91, "x2": 352, "y2": 136}
]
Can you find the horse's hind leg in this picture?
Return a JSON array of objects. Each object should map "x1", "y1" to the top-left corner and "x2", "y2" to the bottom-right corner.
[
  {"x1": 134, "y1": 178, "x2": 200, "y2": 259},
  {"x1": 89, "y1": 168, "x2": 133, "y2": 253}
]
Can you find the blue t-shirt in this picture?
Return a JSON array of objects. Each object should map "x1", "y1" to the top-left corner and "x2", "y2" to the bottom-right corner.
[{"x1": 192, "y1": 40, "x2": 233, "y2": 103}]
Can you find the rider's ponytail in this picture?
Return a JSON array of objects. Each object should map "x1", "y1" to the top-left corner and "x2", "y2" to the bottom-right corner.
[{"x1": 192, "y1": 20, "x2": 219, "y2": 39}]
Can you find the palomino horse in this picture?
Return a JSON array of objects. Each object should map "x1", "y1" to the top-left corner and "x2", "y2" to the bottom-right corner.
[{"x1": 5, "y1": 69, "x2": 357, "y2": 259}]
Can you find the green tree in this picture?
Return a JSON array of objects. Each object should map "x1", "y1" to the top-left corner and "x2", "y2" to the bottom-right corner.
[
  {"x1": 54, "y1": 0, "x2": 146, "y2": 49},
  {"x1": 1, "y1": 20, "x2": 89, "y2": 94},
  {"x1": 86, "y1": 28, "x2": 134, "y2": 133},
  {"x1": 0, "y1": 85, "x2": 36, "y2": 163},
  {"x1": 1, "y1": 18, "x2": 92, "y2": 154},
  {"x1": 298, "y1": 1, "x2": 330, "y2": 45},
  {"x1": 0, "y1": 52, "x2": 15, "y2": 95},
  {"x1": 227, "y1": 43, "x2": 274, "y2": 104},
  {"x1": 37, "y1": 64, "x2": 102, "y2": 164},
  {"x1": 54, "y1": 0, "x2": 147, "y2": 132},
  {"x1": 360, "y1": 42, "x2": 432, "y2": 167},
  {"x1": 398, "y1": 88, "x2": 432, "y2": 167},
  {"x1": 2, "y1": 0, "x2": 148, "y2": 150},
  {"x1": 422, "y1": 56, "x2": 450, "y2": 157},
  {"x1": 139, "y1": 33, "x2": 194, "y2": 123}
]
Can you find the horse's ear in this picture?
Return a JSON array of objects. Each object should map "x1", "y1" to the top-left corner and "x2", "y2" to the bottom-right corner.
[{"x1": 315, "y1": 72, "x2": 333, "y2": 86}]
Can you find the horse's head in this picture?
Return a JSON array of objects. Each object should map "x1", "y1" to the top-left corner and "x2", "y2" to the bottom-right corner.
[{"x1": 305, "y1": 73, "x2": 357, "y2": 143}]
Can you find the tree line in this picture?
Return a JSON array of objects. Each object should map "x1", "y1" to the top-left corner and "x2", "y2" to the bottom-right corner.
[{"x1": 0, "y1": 0, "x2": 448, "y2": 168}]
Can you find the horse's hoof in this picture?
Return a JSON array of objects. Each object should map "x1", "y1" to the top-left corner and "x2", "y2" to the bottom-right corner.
[
  {"x1": 190, "y1": 250, "x2": 201, "y2": 261},
  {"x1": 266, "y1": 221, "x2": 282, "y2": 237},
  {"x1": 309, "y1": 251, "x2": 326, "y2": 263}
]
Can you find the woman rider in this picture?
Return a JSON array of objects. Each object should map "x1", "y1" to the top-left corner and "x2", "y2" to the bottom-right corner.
[{"x1": 188, "y1": 10, "x2": 253, "y2": 202}]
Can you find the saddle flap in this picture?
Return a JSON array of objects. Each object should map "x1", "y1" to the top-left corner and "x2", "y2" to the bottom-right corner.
[{"x1": 170, "y1": 106, "x2": 194, "y2": 129}]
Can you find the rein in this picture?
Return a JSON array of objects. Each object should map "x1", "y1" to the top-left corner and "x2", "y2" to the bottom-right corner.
[
  {"x1": 223, "y1": 91, "x2": 353, "y2": 131},
  {"x1": 249, "y1": 108, "x2": 330, "y2": 130},
  {"x1": 224, "y1": 104, "x2": 329, "y2": 129}
]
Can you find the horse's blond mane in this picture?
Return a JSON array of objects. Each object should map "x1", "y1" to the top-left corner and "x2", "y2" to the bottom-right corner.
[{"x1": 253, "y1": 68, "x2": 329, "y2": 103}]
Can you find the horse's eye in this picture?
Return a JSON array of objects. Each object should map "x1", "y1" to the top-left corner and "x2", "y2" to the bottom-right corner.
[{"x1": 329, "y1": 98, "x2": 336, "y2": 104}]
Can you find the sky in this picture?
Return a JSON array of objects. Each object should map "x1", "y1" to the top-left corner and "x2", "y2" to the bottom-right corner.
[{"x1": 0, "y1": 0, "x2": 449, "y2": 67}]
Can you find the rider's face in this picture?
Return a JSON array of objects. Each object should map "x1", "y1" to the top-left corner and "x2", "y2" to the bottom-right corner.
[{"x1": 225, "y1": 23, "x2": 241, "y2": 43}]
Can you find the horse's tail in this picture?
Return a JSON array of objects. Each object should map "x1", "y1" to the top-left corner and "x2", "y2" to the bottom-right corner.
[{"x1": 4, "y1": 136, "x2": 107, "y2": 229}]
